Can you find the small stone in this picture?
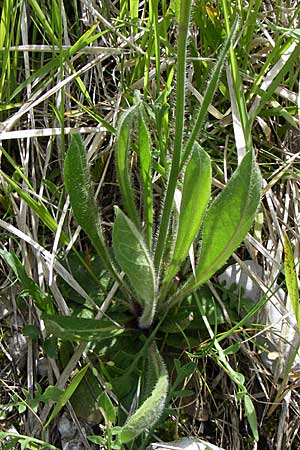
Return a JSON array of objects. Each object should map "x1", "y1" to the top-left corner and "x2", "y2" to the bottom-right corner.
[
  {"x1": 62, "y1": 439, "x2": 86, "y2": 450},
  {"x1": 58, "y1": 414, "x2": 78, "y2": 440},
  {"x1": 8, "y1": 331, "x2": 27, "y2": 367},
  {"x1": 37, "y1": 357, "x2": 48, "y2": 377}
]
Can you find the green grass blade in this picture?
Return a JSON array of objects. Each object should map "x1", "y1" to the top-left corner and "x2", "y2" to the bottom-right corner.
[
  {"x1": 29, "y1": 0, "x2": 58, "y2": 45},
  {"x1": 163, "y1": 144, "x2": 212, "y2": 287},
  {"x1": 112, "y1": 207, "x2": 156, "y2": 329},
  {"x1": 115, "y1": 104, "x2": 140, "y2": 228},
  {"x1": 130, "y1": 0, "x2": 139, "y2": 19},
  {"x1": 119, "y1": 344, "x2": 168, "y2": 443},
  {"x1": 0, "y1": 432, "x2": 60, "y2": 450},
  {"x1": 150, "y1": 0, "x2": 161, "y2": 89},
  {"x1": 0, "y1": 250, "x2": 54, "y2": 314},
  {"x1": 68, "y1": 94, "x2": 116, "y2": 134},
  {"x1": 98, "y1": 391, "x2": 116, "y2": 424},
  {"x1": 187, "y1": 150, "x2": 261, "y2": 292},
  {"x1": 0, "y1": 144, "x2": 34, "y2": 189},
  {"x1": 44, "y1": 364, "x2": 89, "y2": 429},
  {"x1": 248, "y1": 38, "x2": 300, "y2": 123},
  {"x1": 10, "y1": 56, "x2": 60, "y2": 101},
  {"x1": 222, "y1": 0, "x2": 252, "y2": 154},
  {"x1": 0, "y1": 170, "x2": 66, "y2": 242},
  {"x1": 284, "y1": 232, "x2": 300, "y2": 330},
  {"x1": 180, "y1": 17, "x2": 239, "y2": 169},
  {"x1": 10, "y1": 24, "x2": 108, "y2": 102},
  {"x1": 0, "y1": 0, "x2": 11, "y2": 47},
  {"x1": 244, "y1": 395, "x2": 259, "y2": 441},
  {"x1": 64, "y1": 134, "x2": 118, "y2": 281},
  {"x1": 138, "y1": 104, "x2": 153, "y2": 249},
  {"x1": 0, "y1": 0, "x2": 19, "y2": 102}
]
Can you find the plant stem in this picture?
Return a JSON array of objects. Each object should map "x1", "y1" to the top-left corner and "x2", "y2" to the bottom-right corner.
[{"x1": 154, "y1": 0, "x2": 192, "y2": 270}]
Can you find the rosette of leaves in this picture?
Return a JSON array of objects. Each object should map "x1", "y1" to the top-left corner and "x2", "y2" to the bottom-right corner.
[
  {"x1": 1, "y1": 2, "x2": 262, "y2": 444},
  {"x1": 59, "y1": 107, "x2": 261, "y2": 441}
]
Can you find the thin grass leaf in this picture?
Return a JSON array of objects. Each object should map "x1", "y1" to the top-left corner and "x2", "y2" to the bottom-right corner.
[
  {"x1": 0, "y1": 0, "x2": 10, "y2": 47},
  {"x1": 130, "y1": 0, "x2": 139, "y2": 21},
  {"x1": 10, "y1": 25, "x2": 107, "y2": 102},
  {"x1": 0, "y1": 250, "x2": 54, "y2": 314},
  {"x1": 180, "y1": 17, "x2": 239, "y2": 169},
  {"x1": 98, "y1": 391, "x2": 116, "y2": 424},
  {"x1": 284, "y1": 232, "x2": 300, "y2": 330},
  {"x1": 28, "y1": 0, "x2": 58, "y2": 45},
  {"x1": 222, "y1": 0, "x2": 251, "y2": 154},
  {"x1": 0, "y1": 170, "x2": 67, "y2": 243},
  {"x1": 244, "y1": 395, "x2": 259, "y2": 441},
  {"x1": 0, "y1": 0, "x2": 17, "y2": 102},
  {"x1": 115, "y1": 104, "x2": 140, "y2": 228},
  {"x1": 10, "y1": 57, "x2": 60, "y2": 101},
  {"x1": 249, "y1": 38, "x2": 300, "y2": 123},
  {"x1": 163, "y1": 143, "x2": 211, "y2": 287},
  {"x1": 0, "y1": 432, "x2": 60, "y2": 450},
  {"x1": 112, "y1": 207, "x2": 156, "y2": 329},
  {"x1": 185, "y1": 150, "x2": 261, "y2": 293},
  {"x1": 64, "y1": 134, "x2": 119, "y2": 281},
  {"x1": 119, "y1": 344, "x2": 168, "y2": 443},
  {"x1": 149, "y1": 0, "x2": 161, "y2": 89},
  {"x1": 241, "y1": 0, "x2": 263, "y2": 54},
  {"x1": 44, "y1": 364, "x2": 89, "y2": 429},
  {"x1": 69, "y1": 94, "x2": 115, "y2": 134}
]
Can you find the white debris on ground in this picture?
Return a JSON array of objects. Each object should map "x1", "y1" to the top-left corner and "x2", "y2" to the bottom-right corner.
[
  {"x1": 147, "y1": 437, "x2": 225, "y2": 450},
  {"x1": 0, "y1": 293, "x2": 12, "y2": 320},
  {"x1": 217, "y1": 260, "x2": 300, "y2": 378}
]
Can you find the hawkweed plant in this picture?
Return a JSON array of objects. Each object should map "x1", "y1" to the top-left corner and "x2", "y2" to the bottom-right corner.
[
  {"x1": 62, "y1": 2, "x2": 261, "y2": 444},
  {"x1": 0, "y1": 1, "x2": 262, "y2": 447}
]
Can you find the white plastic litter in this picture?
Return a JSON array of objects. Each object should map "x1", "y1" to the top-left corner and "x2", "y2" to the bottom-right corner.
[
  {"x1": 217, "y1": 260, "x2": 300, "y2": 378},
  {"x1": 147, "y1": 437, "x2": 225, "y2": 450}
]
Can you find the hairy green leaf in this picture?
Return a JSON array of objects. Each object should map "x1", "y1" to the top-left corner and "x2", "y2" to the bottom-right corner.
[
  {"x1": 164, "y1": 143, "x2": 211, "y2": 285},
  {"x1": 138, "y1": 104, "x2": 153, "y2": 249},
  {"x1": 64, "y1": 134, "x2": 118, "y2": 280},
  {"x1": 189, "y1": 150, "x2": 261, "y2": 290},
  {"x1": 43, "y1": 315, "x2": 124, "y2": 342},
  {"x1": 112, "y1": 207, "x2": 156, "y2": 328},
  {"x1": 115, "y1": 104, "x2": 140, "y2": 227},
  {"x1": 120, "y1": 345, "x2": 168, "y2": 443}
]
